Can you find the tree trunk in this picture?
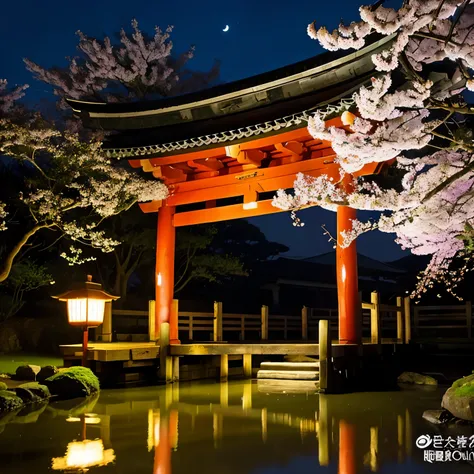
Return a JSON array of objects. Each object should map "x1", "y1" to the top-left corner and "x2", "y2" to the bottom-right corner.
[{"x1": 0, "y1": 224, "x2": 50, "y2": 283}]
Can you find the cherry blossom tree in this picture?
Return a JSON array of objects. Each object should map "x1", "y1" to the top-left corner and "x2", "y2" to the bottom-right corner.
[
  {"x1": 0, "y1": 80, "x2": 168, "y2": 283},
  {"x1": 24, "y1": 19, "x2": 220, "y2": 108},
  {"x1": 273, "y1": 0, "x2": 474, "y2": 299}
]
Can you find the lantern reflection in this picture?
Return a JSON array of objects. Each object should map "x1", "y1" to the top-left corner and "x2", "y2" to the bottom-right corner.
[
  {"x1": 51, "y1": 414, "x2": 115, "y2": 472},
  {"x1": 52, "y1": 439, "x2": 115, "y2": 471}
]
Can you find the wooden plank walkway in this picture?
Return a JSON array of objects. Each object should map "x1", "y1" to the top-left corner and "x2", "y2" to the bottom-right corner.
[
  {"x1": 60, "y1": 338, "x2": 399, "y2": 362},
  {"x1": 61, "y1": 342, "x2": 159, "y2": 362}
]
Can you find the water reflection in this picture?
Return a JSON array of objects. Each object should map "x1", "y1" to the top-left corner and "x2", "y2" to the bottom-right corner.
[
  {"x1": 51, "y1": 413, "x2": 115, "y2": 472},
  {"x1": 0, "y1": 380, "x2": 469, "y2": 474},
  {"x1": 147, "y1": 382, "x2": 414, "y2": 474}
]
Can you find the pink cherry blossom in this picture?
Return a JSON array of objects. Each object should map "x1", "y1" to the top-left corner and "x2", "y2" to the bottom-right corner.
[{"x1": 274, "y1": 0, "x2": 474, "y2": 299}]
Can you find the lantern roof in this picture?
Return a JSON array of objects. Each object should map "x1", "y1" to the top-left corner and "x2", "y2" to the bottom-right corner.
[{"x1": 52, "y1": 275, "x2": 119, "y2": 302}]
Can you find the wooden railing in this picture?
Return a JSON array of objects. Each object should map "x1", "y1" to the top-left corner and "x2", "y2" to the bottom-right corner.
[
  {"x1": 100, "y1": 291, "x2": 414, "y2": 343},
  {"x1": 101, "y1": 294, "x2": 474, "y2": 344},
  {"x1": 413, "y1": 302, "x2": 472, "y2": 339}
]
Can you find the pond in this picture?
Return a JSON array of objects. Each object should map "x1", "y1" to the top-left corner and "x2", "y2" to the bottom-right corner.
[{"x1": 0, "y1": 380, "x2": 473, "y2": 473}]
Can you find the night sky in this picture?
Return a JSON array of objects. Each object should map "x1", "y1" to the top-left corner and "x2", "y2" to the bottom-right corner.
[{"x1": 1, "y1": 0, "x2": 408, "y2": 262}]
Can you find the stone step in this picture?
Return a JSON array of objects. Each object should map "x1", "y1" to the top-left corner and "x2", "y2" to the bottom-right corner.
[
  {"x1": 257, "y1": 369, "x2": 319, "y2": 381},
  {"x1": 257, "y1": 379, "x2": 320, "y2": 393},
  {"x1": 260, "y1": 361, "x2": 319, "y2": 372}
]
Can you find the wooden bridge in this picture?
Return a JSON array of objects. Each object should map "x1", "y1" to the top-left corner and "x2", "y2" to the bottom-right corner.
[{"x1": 60, "y1": 291, "x2": 473, "y2": 389}]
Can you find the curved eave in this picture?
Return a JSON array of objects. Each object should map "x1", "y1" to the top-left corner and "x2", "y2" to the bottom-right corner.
[
  {"x1": 107, "y1": 97, "x2": 354, "y2": 161},
  {"x1": 68, "y1": 35, "x2": 395, "y2": 131}
]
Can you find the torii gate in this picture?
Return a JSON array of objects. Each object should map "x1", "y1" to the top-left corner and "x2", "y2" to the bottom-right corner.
[
  {"x1": 67, "y1": 34, "x2": 394, "y2": 346},
  {"x1": 133, "y1": 119, "x2": 380, "y2": 346}
]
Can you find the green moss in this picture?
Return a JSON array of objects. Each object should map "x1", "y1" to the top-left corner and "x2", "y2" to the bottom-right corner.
[
  {"x1": 18, "y1": 382, "x2": 50, "y2": 400},
  {"x1": 0, "y1": 382, "x2": 7, "y2": 391},
  {"x1": 451, "y1": 374, "x2": 474, "y2": 397},
  {"x1": 0, "y1": 390, "x2": 24, "y2": 412},
  {"x1": 45, "y1": 367, "x2": 100, "y2": 399}
]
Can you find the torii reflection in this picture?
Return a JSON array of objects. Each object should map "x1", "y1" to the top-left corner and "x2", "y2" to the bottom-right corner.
[{"x1": 147, "y1": 382, "x2": 414, "y2": 474}]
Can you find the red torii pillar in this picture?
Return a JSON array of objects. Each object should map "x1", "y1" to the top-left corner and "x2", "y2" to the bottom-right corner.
[
  {"x1": 155, "y1": 204, "x2": 179, "y2": 343},
  {"x1": 336, "y1": 176, "x2": 361, "y2": 345}
]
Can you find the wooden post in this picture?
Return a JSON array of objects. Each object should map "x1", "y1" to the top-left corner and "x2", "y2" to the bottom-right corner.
[
  {"x1": 283, "y1": 317, "x2": 288, "y2": 340},
  {"x1": 243, "y1": 354, "x2": 252, "y2": 378},
  {"x1": 148, "y1": 300, "x2": 156, "y2": 341},
  {"x1": 396, "y1": 296, "x2": 403, "y2": 343},
  {"x1": 213, "y1": 301, "x2": 223, "y2": 342},
  {"x1": 240, "y1": 315, "x2": 245, "y2": 341},
  {"x1": 189, "y1": 314, "x2": 194, "y2": 341},
  {"x1": 370, "y1": 291, "x2": 380, "y2": 345},
  {"x1": 466, "y1": 301, "x2": 472, "y2": 339},
  {"x1": 404, "y1": 297, "x2": 411, "y2": 344},
  {"x1": 156, "y1": 205, "x2": 176, "y2": 340},
  {"x1": 170, "y1": 299, "x2": 179, "y2": 344},
  {"x1": 319, "y1": 320, "x2": 332, "y2": 393},
  {"x1": 102, "y1": 302, "x2": 112, "y2": 342},
  {"x1": 261, "y1": 305, "x2": 268, "y2": 340},
  {"x1": 159, "y1": 322, "x2": 172, "y2": 383},
  {"x1": 302, "y1": 306, "x2": 308, "y2": 341},
  {"x1": 220, "y1": 354, "x2": 228, "y2": 381}
]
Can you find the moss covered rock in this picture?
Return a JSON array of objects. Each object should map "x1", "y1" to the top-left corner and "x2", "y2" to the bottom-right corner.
[
  {"x1": 0, "y1": 382, "x2": 7, "y2": 391},
  {"x1": 0, "y1": 390, "x2": 24, "y2": 413},
  {"x1": 37, "y1": 365, "x2": 58, "y2": 383},
  {"x1": 18, "y1": 382, "x2": 50, "y2": 400},
  {"x1": 442, "y1": 374, "x2": 474, "y2": 421},
  {"x1": 45, "y1": 367, "x2": 99, "y2": 400}
]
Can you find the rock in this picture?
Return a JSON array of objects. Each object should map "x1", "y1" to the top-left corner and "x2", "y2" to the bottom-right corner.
[
  {"x1": 15, "y1": 365, "x2": 41, "y2": 381},
  {"x1": 442, "y1": 374, "x2": 474, "y2": 422},
  {"x1": 397, "y1": 371, "x2": 438, "y2": 385},
  {"x1": 0, "y1": 382, "x2": 7, "y2": 391},
  {"x1": 0, "y1": 390, "x2": 24, "y2": 413},
  {"x1": 422, "y1": 409, "x2": 452, "y2": 425},
  {"x1": 0, "y1": 327, "x2": 21, "y2": 353},
  {"x1": 18, "y1": 382, "x2": 50, "y2": 400},
  {"x1": 37, "y1": 366, "x2": 58, "y2": 383},
  {"x1": 45, "y1": 367, "x2": 100, "y2": 400}
]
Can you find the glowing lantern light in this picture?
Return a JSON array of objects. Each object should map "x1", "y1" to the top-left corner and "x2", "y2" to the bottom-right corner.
[{"x1": 53, "y1": 275, "x2": 119, "y2": 366}]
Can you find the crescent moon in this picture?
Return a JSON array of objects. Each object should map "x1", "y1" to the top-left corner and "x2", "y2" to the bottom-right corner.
[{"x1": 223, "y1": 25, "x2": 229, "y2": 32}]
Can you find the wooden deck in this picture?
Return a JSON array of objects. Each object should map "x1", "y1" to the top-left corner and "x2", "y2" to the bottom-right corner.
[
  {"x1": 60, "y1": 338, "x2": 399, "y2": 362},
  {"x1": 61, "y1": 341, "x2": 159, "y2": 362}
]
